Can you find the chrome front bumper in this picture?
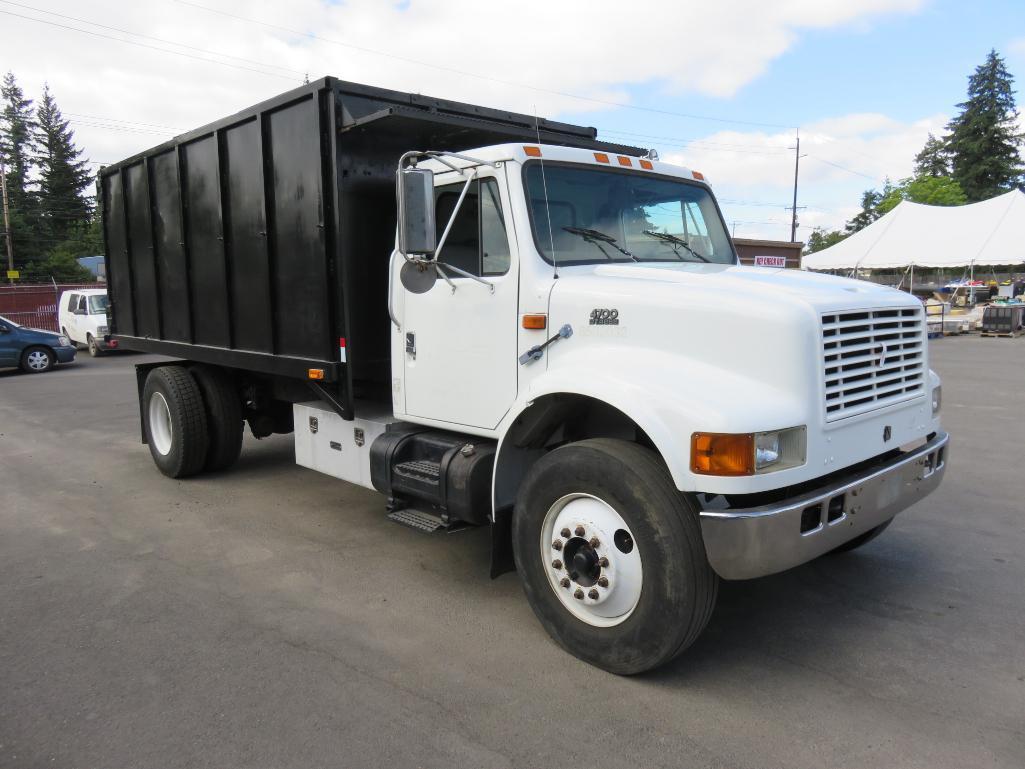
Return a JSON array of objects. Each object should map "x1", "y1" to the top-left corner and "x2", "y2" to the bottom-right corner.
[{"x1": 699, "y1": 431, "x2": 949, "y2": 580}]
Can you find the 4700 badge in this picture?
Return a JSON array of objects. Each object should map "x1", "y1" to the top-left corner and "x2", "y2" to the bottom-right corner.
[{"x1": 589, "y1": 308, "x2": 620, "y2": 326}]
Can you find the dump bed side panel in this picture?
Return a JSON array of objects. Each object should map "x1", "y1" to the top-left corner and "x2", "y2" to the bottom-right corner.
[{"x1": 101, "y1": 84, "x2": 345, "y2": 390}]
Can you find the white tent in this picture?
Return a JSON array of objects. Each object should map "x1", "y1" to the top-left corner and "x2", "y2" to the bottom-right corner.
[{"x1": 802, "y1": 190, "x2": 1025, "y2": 271}]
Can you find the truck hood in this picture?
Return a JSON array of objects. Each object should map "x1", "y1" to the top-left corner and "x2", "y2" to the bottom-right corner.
[
  {"x1": 546, "y1": 262, "x2": 927, "y2": 432},
  {"x1": 579, "y1": 262, "x2": 905, "y2": 312}
]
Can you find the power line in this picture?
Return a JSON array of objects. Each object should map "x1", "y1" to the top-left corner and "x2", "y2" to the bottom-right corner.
[
  {"x1": 0, "y1": 9, "x2": 299, "y2": 82},
  {"x1": 175, "y1": 0, "x2": 795, "y2": 131},
  {"x1": 0, "y1": 0, "x2": 307, "y2": 79},
  {"x1": 805, "y1": 154, "x2": 881, "y2": 182}
]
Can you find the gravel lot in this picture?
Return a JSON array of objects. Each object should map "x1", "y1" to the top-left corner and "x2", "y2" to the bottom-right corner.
[{"x1": 1, "y1": 339, "x2": 1022, "y2": 769}]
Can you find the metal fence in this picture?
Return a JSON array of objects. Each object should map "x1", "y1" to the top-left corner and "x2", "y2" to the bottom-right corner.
[{"x1": 0, "y1": 283, "x2": 99, "y2": 333}]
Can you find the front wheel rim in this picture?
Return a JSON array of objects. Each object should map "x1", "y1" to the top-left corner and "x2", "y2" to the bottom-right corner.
[
  {"x1": 540, "y1": 493, "x2": 643, "y2": 628},
  {"x1": 26, "y1": 351, "x2": 50, "y2": 370},
  {"x1": 148, "y1": 392, "x2": 173, "y2": 456}
]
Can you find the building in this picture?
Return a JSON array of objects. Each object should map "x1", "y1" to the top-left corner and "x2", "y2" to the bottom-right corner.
[{"x1": 732, "y1": 238, "x2": 803, "y2": 269}]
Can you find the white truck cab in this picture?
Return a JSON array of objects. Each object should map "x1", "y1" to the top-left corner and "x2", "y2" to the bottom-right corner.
[
  {"x1": 59, "y1": 288, "x2": 117, "y2": 356},
  {"x1": 107, "y1": 81, "x2": 947, "y2": 674}
]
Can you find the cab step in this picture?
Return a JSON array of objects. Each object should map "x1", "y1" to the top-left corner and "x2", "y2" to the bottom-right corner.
[{"x1": 386, "y1": 507, "x2": 468, "y2": 534}]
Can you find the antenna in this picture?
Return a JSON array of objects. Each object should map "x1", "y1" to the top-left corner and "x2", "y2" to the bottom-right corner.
[{"x1": 533, "y1": 106, "x2": 559, "y2": 279}]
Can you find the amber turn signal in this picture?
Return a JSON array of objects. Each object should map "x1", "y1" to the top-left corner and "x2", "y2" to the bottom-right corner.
[
  {"x1": 307, "y1": 368, "x2": 325, "y2": 380},
  {"x1": 522, "y1": 314, "x2": 547, "y2": 330},
  {"x1": 691, "y1": 432, "x2": 755, "y2": 476}
]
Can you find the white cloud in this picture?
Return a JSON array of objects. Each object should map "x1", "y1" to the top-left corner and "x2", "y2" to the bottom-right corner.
[
  {"x1": 1, "y1": 0, "x2": 925, "y2": 167},
  {"x1": 655, "y1": 112, "x2": 949, "y2": 240}
]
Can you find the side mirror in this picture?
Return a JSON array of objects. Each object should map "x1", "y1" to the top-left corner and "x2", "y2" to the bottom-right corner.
[
  {"x1": 396, "y1": 168, "x2": 436, "y2": 256},
  {"x1": 0, "y1": 324, "x2": 9, "y2": 333}
]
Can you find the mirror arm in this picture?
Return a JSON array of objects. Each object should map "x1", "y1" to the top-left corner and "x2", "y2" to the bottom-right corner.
[
  {"x1": 434, "y1": 170, "x2": 477, "y2": 261},
  {"x1": 435, "y1": 261, "x2": 495, "y2": 294},
  {"x1": 432, "y1": 262, "x2": 458, "y2": 293}
]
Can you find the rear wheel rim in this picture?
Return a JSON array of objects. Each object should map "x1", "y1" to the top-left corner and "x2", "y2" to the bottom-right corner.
[
  {"x1": 540, "y1": 493, "x2": 643, "y2": 628},
  {"x1": 148, "y1": 392, "x2": 173, "y2": 456},
  {"x1": 26, "y1": 351, "x2": 50, "y2": 370}
]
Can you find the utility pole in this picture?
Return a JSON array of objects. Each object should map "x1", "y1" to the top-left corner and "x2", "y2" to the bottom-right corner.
[
  {"x1": 790, "y1": 131, "x2": 800, "y2": 243},
  {"x1": 0, "y1": 158, "x2": 14, "y2": 283}
]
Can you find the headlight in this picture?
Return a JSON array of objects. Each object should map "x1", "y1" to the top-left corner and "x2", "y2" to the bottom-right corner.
[
  {"x1": 932, "y1": 385, "x2": 942, "y2": 416},
  {"x1": 58, "y1": 335, "x2": 71, "y2": 347},
  {"x1": 691, "y1": 426, "x2": 806, "y2": 476}
]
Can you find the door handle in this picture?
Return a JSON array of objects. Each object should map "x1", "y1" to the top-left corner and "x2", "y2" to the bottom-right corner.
[{"x1": 405, "y1": 332, "x2": 416, "y2": 359}]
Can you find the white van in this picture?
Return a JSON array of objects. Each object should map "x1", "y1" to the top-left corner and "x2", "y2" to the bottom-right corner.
[{"x1": 58, "y1": 289, "x2": 118, "y2": 356}]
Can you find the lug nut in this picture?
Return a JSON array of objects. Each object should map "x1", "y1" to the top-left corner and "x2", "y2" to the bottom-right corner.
[
  {"x1": 588, "y1": 589, "x2": 599, "y2": 600},
  {"x1": 598, "y1": 557, "x2": 609, "y2": 568},
  {"x1": 552, "y1": 540, "x2": 563, "y2": 551},
  {"x1": 597, "y1": 577, "x2": 609, "y2": 588},
  {"x1": 560, "y1": 527, "x2": 571, "y2": 538},
  {"x1": 560, "y1": 578, "x2": 571, "y2": 589},
  {"x1": 574, "y1": 526, "x2": 585, "y2": 537},
  {"x1": 589, "y1": 537, "x2": 600, "y2": 549},
  {"x1": 552, "y1": 559, "x2": 563, "y2": 570},
  {"x1": 574, "y1": 588, "x2": 584, "y2": 600}
]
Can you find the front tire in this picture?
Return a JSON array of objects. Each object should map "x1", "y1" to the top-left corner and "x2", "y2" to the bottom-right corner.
[
  {"x1": 87, "y1": 334, "x2": 102, "y2": 357},
  {"x1": 142, "y1": 366, "x2": 209, "y2": 478},
  {"x1": 512, "y1": 438, "x2": 718, "y2": 675},
  {"x1": 20, "y1": 346, "x2": 55, "y2": 373}
]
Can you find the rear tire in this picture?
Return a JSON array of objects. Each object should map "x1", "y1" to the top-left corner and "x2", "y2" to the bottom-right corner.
[
  {"x1": 20, "y1": 346, "x2": 55, "y2": 373},
  {"x1": 189, "y1": 365, "x2": 244, "y2": 472},
  {"x1": 142, "y1": 366, "x2": 209, "y2": 478},
  {"x1": 829, "y1": 519, "x2": 893, "y2": 554},
  {"x1": 512, "y1": 438, "x2": 718, "y2": 675}
]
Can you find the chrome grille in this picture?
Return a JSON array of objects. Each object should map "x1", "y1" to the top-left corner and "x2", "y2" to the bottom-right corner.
[{"x1": 822, "y1": 307, "x2": 926, "y2": 421}]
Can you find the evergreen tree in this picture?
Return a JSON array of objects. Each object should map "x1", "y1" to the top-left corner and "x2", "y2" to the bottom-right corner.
[
  {"x1": 0, "y1": 71, "x2": 42, "y2": 263},
  {"x1": 914, "y1": 133, "x2": 950, "y2": 177},
  {"x1": 945, "y1": 49, "x2": 1024, "y2": 201},
  {"x1": 805, "y1": 228, "x2": 847, "y2": 254},
  {"x1": 36, "y1": 83, "x2": 92, "y2": 244}
]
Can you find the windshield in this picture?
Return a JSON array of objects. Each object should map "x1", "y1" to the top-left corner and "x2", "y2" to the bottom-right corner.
[
  {"x1": 0, "y1": 314, "x2": 16, "y2": 328},
  {"x1": 88, "y1": 295, "x2": 109, "y2": 314},
  {"x1": 525, "y1": 163, "x2": 736, "y2": 266}
]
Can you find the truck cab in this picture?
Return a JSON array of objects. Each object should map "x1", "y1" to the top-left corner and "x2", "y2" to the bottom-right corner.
[{"x1": 102, "y1": 78, "x2": 947, "y2": 674}]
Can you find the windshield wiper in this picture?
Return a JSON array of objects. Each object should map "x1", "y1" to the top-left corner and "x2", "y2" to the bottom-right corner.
[
  {"x1": 642, "y1": 230, "x2": 710, "y2": 262},
  {"x1": 563, "y1": 227, "x2": 638, "y2": 261}
]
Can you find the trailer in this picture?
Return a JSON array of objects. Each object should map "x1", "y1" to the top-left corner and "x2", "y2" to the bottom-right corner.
[{"x1": 103, "y1": 77, "x2": 948, "y2": 674}]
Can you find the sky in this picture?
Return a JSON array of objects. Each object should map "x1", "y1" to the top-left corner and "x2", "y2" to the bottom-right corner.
[{"x1": 2, "y1": 0, "x2": 1025, "y2": 243}]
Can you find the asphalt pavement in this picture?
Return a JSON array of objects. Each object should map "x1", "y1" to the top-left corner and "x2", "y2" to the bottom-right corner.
[{"x1": 0, "y1": 339, "x2": 1022, "y2": 769}]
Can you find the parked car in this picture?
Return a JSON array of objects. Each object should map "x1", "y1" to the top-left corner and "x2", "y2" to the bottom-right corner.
[
  {"x1": 58, "y1": 288, "x2": 118, "y2": 357},
  {"x1": 0, "y1": 314, "x2": 76, "y2": 373}
]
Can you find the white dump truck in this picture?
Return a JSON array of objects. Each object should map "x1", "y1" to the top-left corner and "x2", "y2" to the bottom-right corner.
[{"x1": 101, "y1": 78, "x2": 948, "y2": 674}]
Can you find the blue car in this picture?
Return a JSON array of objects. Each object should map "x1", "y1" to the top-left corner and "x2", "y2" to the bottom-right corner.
[{"x1": 0, "y1": 314, "x2": 77, "y2": 373}]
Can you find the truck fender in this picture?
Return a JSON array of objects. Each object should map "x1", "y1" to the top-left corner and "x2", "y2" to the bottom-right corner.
[{"x1": 488, "y1": 351, "x2": 803, "y2": 577}]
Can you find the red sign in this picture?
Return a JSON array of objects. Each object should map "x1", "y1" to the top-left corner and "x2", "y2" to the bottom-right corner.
[{"x1": 754, "y1": 255, "x2": 787, "y2": 268}]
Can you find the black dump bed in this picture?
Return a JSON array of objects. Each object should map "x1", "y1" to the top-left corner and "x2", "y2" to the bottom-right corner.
[{"x1": 101, "y1": 77, "x2": 641, "y2": 416}]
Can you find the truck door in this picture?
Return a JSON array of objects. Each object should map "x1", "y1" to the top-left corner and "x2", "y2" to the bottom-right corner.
[{"x1": 400, "y1": 173, "x2": 517, "y2": 430}]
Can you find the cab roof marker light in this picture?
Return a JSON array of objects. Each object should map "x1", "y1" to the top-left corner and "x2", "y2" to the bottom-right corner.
[
  {"x1": 523, "y1": 146, "x2": 542, "y2": 157},
  {"x1": 617, "y1": 155, "x2": 633, "y2": 167},
  {"x1": 639, "y1": 159, "x2": 653, "y2": 170},
  {"x1": 594, "y1": 152, "x2": 610, "y2": 164},
  {"x1": 692, "y1": 170, "x2": 705, "y2": 181}
]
